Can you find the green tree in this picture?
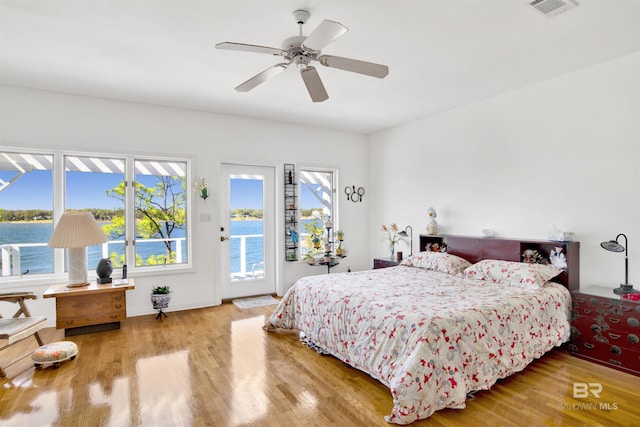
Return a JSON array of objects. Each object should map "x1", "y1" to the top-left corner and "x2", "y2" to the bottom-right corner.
[{"x1": 104, "y1": 176, "x2": 186, "y2": 266}]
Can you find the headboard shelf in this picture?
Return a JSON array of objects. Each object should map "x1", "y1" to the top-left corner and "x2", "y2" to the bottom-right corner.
[{"x1": 418, "y1": 234, "x2": 580, "y2": 292}]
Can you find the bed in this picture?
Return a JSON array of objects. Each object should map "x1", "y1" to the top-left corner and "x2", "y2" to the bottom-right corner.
[{"x1": 264, "y1": 236, "x2": 578, "y2": 424}]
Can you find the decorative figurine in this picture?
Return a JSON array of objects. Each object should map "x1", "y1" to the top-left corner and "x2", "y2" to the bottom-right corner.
[
  {"x1": 426, "y1": 207, "x2": 438, "y2": 235},
  {"x1": 549, "y1": 246, "x2": 567, "y2": 268},
  {"x1": 96, "y1": 258, "x2": 113, "y2": 284}
]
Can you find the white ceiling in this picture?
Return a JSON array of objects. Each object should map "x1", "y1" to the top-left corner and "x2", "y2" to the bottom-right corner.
[{"x1": 1, "y1": 1, "x2": 638, "y2": 134}]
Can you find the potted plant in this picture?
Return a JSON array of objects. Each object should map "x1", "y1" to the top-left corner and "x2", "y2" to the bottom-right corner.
[
  {"x1": 304, "y1": 251, "x2": 318, "y2": 265},
  {"x1": 150, "y1": 285, "x2": 171, "y2": 318}
]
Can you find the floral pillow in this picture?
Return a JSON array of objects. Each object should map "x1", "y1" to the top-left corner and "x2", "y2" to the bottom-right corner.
[
  {"x1": 463, "y1": 260, "x2": 563, "y2": 289},
  {"x1": 401, "y1": 252, "x2": 472, "y2": 275}
]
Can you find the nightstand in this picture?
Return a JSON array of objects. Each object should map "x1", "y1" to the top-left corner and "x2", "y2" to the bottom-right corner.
[
  {"x1": 373, "y1": 258, "x2": 400, "y2": 269},
  {"x1": 569, "y1": 286, "x2": 640, "y2": 376}
]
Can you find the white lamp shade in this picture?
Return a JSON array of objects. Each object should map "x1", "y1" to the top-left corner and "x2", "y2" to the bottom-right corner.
[
  {"x1": 48, "y1": 212, "x2": 108, "y2": 248},
  {"x1": 48, "y1": 212, "x2": 108, "y2": 287}
]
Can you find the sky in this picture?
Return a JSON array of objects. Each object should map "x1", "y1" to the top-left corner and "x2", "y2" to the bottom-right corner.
[{"x1": 0, "y1": 171, "x2": 320, "y2": 211}]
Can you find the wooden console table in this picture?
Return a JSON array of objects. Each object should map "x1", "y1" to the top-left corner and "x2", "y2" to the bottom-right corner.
[{"x1": 44, "y1": 279, "x2": 135, "y2": 336}]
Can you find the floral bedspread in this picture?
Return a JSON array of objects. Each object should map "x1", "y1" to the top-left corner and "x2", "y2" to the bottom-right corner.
[{"x1": 264, "y1": 266, "x2": 571, "y2": 424}]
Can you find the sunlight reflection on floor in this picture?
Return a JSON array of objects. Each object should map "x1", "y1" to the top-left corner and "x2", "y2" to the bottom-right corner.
[
  {"x1": 137, "y1": 350, "x2": 191, "y2": 426},
  {"x1": 231, "y1": 315, "x2": 267, "y2": 425}
]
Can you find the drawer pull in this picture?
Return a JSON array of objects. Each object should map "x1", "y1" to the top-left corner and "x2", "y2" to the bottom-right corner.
[
  {"x1": 583, "y1": 309, "x2": 591, "y2": 315},
  {"x1": 575, "y1": 297, "x2": 586, "y2": 303},
  {"x1": 115, "y1": 304, "x2": 122, "y2": 309},
  {"x1": 621, "y1": 306, "x2": 631, "y2": 312},
  {"x1": 584, "y1": 343, "x2": 595, "y2": 349},
  {"x1": 66, "y1": 320, "x2": 74, "y2": 326},
  {"x1": 600, "y1": 303, "x2": 612, "y2": 309},
  {"x1": 115, "y1": 296, "x2": 122, "y2": 301},
  {"x1": 608, "y1": 318, "x2": 621, "y2": 324},
  {"x1": 111, "y1": 315, "x2": 118, "y2": 319},
  {"x1": 608, "y1": 333, "x2": 621, "y2": 340}
]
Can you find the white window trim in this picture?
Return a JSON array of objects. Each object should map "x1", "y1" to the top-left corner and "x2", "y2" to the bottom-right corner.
[{"x1": 0, "y1": 147, "x2": 194, "y2": 287}]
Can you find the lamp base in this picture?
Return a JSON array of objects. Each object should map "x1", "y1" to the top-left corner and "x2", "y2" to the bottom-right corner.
[{"x1": 613, "y1": 284, "x2": 638, "y2": 295}]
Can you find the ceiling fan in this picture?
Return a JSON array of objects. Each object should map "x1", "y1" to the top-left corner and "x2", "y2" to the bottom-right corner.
[{"x1": 216, "y1": 10, "x2": 389, "y2": 102}]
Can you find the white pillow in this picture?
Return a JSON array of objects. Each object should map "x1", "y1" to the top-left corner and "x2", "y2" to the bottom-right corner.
[
  {"x1": 401, "y1": 252, "x2": 472, "y2": 275},
  {"x1": 463, "y1": 260, "x2": 563, "y2": 289}
]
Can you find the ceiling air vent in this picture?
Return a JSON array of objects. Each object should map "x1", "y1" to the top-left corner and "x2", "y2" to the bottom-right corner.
[{"x1": 528, "y1": 0, "x2": 578, "y2": 17}]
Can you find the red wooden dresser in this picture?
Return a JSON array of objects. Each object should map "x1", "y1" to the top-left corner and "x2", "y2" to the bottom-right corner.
[{"x1": 569, "y1": 286, "x2": 640, "y2": 376}]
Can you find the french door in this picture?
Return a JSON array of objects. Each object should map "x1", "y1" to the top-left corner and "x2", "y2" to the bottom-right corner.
[{"x1": 219, "y1": 163, "x2": 276, "y2": 299}]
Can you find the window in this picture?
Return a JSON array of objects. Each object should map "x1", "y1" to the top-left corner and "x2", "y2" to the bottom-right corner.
[
  {"x1": 0, "y1": 151, "x2": 54, "y2": 276},
  {"x1": 133, "y1": 159, "x2": 187, "y2": 268},
  {"x1": 0, "y1": 150, "x2": 191, "y2": 281},
  {"x1": 65, "y1": 154, "x2": 126, "y2": 272},
  {"x1": 298, "y1": 168, "x2": 335, "y2": 255}
]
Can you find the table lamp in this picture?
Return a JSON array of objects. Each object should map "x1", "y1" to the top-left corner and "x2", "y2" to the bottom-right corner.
[
  {"x1": 600, "y1": 233, "x2": 637, "y2": 295},
  {"x1": 48, "y1": 212, "x2": 108, "y2": 287},
  {"x1": 398, "y1": 225, "x2": 413, "y2": 257}
]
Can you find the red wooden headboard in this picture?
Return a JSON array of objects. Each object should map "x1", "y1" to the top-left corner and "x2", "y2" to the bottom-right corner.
[{"x1": 421, "y1": 235, "x2": 580, "y2": 292}]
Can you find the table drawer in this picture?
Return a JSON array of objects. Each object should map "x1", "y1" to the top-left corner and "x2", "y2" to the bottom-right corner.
[
  {"x1": 57, "y1": 310, "x2": 126, "y2": 329},
  {"x1": 56, "y1": 291, "x2": 126, "y2": 318}
]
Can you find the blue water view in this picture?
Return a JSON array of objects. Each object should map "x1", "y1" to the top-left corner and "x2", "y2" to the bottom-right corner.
[
  {"x1": 0, "y1": 219, "x2": 324, "y2": 276},
  {"x1": 0, "y1": 222, "x2": 187, "y2": 275}
]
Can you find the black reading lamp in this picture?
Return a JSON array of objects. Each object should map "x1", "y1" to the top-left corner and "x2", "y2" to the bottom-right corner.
[
  {"x1": 398, "y1": 226, "x2": 413, "y2": 257},
  {"x1": 600, "y1": 233, "x2": 638, "y2": 295}
]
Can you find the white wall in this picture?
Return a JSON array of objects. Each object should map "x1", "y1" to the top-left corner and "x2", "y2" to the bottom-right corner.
[
  {"x1": 0, "y1": 86, "x2": 370, "y2": 322},
  {"x1": 2, "y1": 50, "x2": 638, "y2": 322},
  {"x1": 368, "y1": 52, "x2": 640, "y2": 290}
]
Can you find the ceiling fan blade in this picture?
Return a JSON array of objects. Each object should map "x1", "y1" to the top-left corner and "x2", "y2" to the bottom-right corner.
[
  {"x1": 216, "y1": 42, "x2": 284, "y2": 56},
  {"x1": 302, "y1": 20, "x2": 348, "y2": 52},
  {"x1": 300, "y1": 66, "x2": 329, "y2": 102},
  {"x1": 235, "y1": 63, "x2": 288, "y2": 92},
  {"x1": 318, "y1": 55, "x2": 389, "y2": 78}
]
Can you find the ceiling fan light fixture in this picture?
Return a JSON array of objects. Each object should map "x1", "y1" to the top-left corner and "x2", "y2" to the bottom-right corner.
[{"x1": 294, "y1": 54, "x2": 310, "y2": 70}]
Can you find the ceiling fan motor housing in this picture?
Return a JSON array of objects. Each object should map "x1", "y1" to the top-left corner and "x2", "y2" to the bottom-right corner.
[{"x1": 281, "y1": 35, "x2": 306, "y2": 51}]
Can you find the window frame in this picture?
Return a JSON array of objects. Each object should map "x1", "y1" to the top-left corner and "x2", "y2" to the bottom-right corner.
[
  {"x1": 0, "y1": 147, "x2": 193, "y2": 286},
  {"x1": 297, "y1": 165, "x2": 338, "y2": 257}
]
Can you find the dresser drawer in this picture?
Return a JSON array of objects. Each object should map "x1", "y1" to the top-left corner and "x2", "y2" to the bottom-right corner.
[
  {"x1": 57, "y1": 310, "x2": 126, "y2": 329},
  {"x1": 573, "y1": 294, "x2": 639, "y2": 316},
  {"x1": 57, "y1": 291, "x2": 126, "y2": 318},
  {"x1": 572, "y1": 315, "x2": 640, "y2": 347},
  {"x1": 570, "y1": 327, "x2": 640, "y2": 373},
  {"x1": 571, "y1": 312, "x2": 640, "y2": 343}
]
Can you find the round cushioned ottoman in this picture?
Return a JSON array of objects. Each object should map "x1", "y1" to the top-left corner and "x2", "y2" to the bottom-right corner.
[{"x1": 32, "y1": 341, "x2": 78, "y2": 370}]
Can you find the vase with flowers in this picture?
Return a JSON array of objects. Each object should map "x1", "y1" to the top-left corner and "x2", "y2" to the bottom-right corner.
[{"x1": 381, "y1": 223, "x2": 407, "y2": 259}]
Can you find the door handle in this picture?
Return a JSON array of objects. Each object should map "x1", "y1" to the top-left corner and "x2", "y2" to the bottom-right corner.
[{"x1": 220, "y1": 236, "x2": 229, "y2": 242}]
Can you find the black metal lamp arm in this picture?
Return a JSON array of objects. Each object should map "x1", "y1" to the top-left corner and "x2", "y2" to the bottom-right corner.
[
  {"x1": 401, "y1": 226, "x2": 413, "y2": 257},
  {"x1": 616, "y1": 233, "x2": 629, "y2": 284}
]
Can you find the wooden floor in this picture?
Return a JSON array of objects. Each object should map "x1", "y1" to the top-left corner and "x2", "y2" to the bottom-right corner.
[{"x1": 1, "y1": 301, "x2": 639, "y2": 427}]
